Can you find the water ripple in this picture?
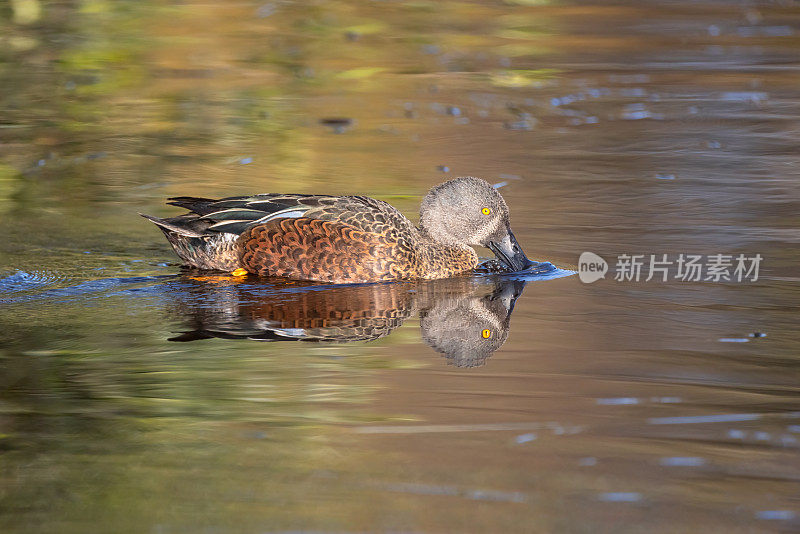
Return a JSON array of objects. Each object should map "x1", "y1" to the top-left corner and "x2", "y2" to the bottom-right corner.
[
  {"x1": 0, "y1": 272, "x2": 176, "y2": 304},
  {"x1": 0, "y1": 270, "x2": 70, "y2": 294}
]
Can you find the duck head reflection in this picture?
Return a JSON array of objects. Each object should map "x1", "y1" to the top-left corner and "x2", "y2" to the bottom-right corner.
[
  {"x1": 418, "y1": 278, "x2": 525, "y2": 367},
  {"x1": 167, "y1": 268, "x2": 540, "y2": 367}
]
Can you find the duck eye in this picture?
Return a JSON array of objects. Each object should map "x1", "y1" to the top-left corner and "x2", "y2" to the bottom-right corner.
[
  {"x1": 482, "y1": 208, "x2": 491, "y2": 215},
  {"x1": 481, "y1": 329, "x2": 492, "y2": 339}
]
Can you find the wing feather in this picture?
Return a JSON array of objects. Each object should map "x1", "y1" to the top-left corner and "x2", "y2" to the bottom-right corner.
[{"x1": 150, "y1": 193, "x2": 410, "y2": 242}]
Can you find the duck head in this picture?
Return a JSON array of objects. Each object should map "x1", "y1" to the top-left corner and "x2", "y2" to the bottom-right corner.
[{"x1": 420, "y1": 177, "x2": 534, "y2": 271}]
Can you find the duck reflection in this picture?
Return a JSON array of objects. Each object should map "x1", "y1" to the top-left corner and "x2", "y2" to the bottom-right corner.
[
  {"x1": 170, "y1": 278, "x2": 415, "y2": 344},
  {"x1": 168, "y1": 271, "x2": 534, "y2": 367}
]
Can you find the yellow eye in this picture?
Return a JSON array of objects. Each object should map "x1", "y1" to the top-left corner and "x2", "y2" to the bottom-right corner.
[
  {"x1": 482, "y1": 207, "x2": 491, "y2": 215},
  {"x1": 481, "y1": 329, "x2": 492, "y2": 339}
]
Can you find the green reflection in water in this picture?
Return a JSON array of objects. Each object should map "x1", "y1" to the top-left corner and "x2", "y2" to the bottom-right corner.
[{"x1": 0, "y1": 293, "x2": 404, "y2": 532}]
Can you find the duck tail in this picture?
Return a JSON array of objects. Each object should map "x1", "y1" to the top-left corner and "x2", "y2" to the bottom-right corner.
[
  {"x1": 140, "y1": 213, "x2": 239, "y2": 271},
  {"x1": 166, "y1": 196, "x2": 219, "y2": 215},
  {"x1": 139, "y1": 213, "x2": 207, "y2": 237}
]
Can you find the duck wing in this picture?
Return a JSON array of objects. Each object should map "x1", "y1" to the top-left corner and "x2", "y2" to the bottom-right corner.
[
  {"x1": 163, "y1": 194, "x2": 335, "y2": 236},
  {"x1": 153, "y1": 193, "x2": 417, "y2": 238}
]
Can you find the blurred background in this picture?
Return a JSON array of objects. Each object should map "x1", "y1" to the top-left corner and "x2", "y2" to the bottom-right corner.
[{"x1": 1, "y1": 1, "x2": 799, "y2": 532}]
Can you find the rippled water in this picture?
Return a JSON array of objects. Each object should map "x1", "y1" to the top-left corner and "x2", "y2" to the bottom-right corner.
[{"x1": 1, "y1": 1, "x2": 799, "y2": 532}]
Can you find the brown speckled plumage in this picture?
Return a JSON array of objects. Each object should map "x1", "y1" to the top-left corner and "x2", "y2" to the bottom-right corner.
[
  {"x1": 143, "y1": 177, "x2": 532, "y2": 283},
  {"x1": 239, "y1": 218, "x2": 407, "y2": 283},
  {"x1": 238, "y1": 218, "x2": 476, "y2": 283}
]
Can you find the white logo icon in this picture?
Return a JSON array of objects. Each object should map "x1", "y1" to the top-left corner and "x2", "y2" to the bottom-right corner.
[{"x1": 578, "y1": 252, "x2": 608, "y2": 283}]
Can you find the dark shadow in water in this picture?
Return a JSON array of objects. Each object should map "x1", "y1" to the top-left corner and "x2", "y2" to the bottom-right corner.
[{"x1": 168, "y1": 262, "x2": 571, "y2": 367}]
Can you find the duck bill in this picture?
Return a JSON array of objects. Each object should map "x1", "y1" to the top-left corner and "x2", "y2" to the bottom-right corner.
[{"x1": 487, "y1": 229, "x2": 533, "y2": 272}]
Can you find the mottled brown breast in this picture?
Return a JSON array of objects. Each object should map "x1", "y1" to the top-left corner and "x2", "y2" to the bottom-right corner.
[
  {"x1": 415, "y1": 241, "x2": 478, "y2": 280},
  {"x1": 236, "y1": 217, "x2": 416, "y2": 283}
]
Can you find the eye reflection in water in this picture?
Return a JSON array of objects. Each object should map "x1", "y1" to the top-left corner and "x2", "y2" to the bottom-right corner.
[
  {"x1": 418, "y1": 277, "x2": 525, "y2": 367},
  {"x1": 167, "y1": 263, "x2": 561, "y2": 367}
]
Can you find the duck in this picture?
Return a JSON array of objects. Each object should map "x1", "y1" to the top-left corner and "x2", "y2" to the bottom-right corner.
[{"x1": 141, "y1": 176, "x2": 534, "y2": 284}]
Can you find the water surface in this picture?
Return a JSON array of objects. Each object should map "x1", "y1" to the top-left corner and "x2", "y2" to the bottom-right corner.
[{"x1": 1, "y1": 1, "x2": 799, "y2": 532}]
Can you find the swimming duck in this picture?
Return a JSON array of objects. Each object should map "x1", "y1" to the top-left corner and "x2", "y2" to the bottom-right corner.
[{"x1": 142, "y1": 176, "x2": 533, "y2": 283}]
